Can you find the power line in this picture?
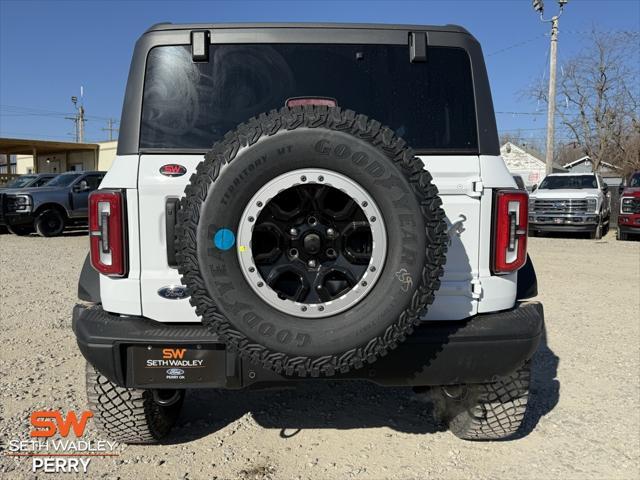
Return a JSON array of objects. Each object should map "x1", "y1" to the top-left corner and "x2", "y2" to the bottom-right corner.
[
  {"x1": 496, "y1": 111, "x2": 554, "y2": 116},
  {"x1": 0, "y1": 104, "x2": 116, "y2": 121},
  {"x1": 486, "y1": 33, "x2": 547, "y2": 57},
  {"x1": 102, "y1": 118, "x2": 119, "y2": 141}
]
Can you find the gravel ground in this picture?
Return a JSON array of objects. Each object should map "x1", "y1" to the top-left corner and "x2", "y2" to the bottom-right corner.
[{"x1": 0, "y1": 230, "x2": 638, "y2": 479}]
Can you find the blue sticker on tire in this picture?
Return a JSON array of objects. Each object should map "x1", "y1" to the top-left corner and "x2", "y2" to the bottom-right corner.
[{"x1": 213, "y1": 228, "x2": 235, "y2": 251}]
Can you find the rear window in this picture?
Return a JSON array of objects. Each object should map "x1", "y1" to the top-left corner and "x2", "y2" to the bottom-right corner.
[{"x1": 140, "y1": 44, "x2": 478, "y2": 152}]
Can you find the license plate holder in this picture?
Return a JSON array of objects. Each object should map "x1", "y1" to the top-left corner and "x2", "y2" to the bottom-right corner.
[{"x1": 130, "y1": 345, "x2": 224, "y2": 386}]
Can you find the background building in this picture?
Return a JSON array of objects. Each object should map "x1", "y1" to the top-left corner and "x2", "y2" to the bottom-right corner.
[{"x1": 0, "y1": 139, "x2": 117, "y2": 177}]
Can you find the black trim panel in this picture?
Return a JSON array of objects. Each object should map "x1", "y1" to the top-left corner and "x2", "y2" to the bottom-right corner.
[
  {"x1": 78, "y1": 253, "x2": 101, "y2": 303},
  {"x1": 73, "y1": 302, "x2": 543, "y2": 389},
  {"x1": 516, "y1": 254, "x2": 538, "y2": 300}
]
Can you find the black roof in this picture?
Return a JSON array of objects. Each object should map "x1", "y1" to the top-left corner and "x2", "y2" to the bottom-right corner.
[{"x1": 145, "y1": 22, "x2": 471, "y2": 36}]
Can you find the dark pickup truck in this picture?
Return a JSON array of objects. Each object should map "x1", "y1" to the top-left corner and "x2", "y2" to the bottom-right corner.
[
  {"x1": 0, "y1": 173, "x2": 57, "y2": 191},
  {"x1": 0, "y1": 171, "x2": 105, "y2": 236}
]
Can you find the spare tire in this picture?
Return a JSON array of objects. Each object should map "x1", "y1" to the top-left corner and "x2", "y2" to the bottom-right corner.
[{"x1": 176, "y1": 106, "x2": 447, "y2": 377}]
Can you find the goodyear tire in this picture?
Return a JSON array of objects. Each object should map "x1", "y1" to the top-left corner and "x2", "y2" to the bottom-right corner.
[
  {"x1": 85, "y1": 363, "x2": 184, "y2": 444},
  {"x1": 176, "y1": 106, "x2": 447, "y2": 377}
]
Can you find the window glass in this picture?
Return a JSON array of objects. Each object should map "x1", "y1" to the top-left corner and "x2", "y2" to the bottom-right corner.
[
  {"x1": 5, "y1": 175, "x2": 37, "y2": 188},
  {"x1": 84, "y1": 174, "x2": 104, "y2": 190},
  {"x1": 46, "y1": 173, "x2": 81, "y2": 187},
  {"x1": 141, "y1": 44, "x2": 478, "y2": 152},
  {"x1": 538, "y1": 175, "x2": 598, "y2": 190}
]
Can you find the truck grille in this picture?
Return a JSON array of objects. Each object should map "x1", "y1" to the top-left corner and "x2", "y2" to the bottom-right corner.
[
  {"x1": 622, "y1": 198, "x2": 640, "y2": 214},
  {"x1": 533, "y1": 199, "x2": 590, "y2": 213}
]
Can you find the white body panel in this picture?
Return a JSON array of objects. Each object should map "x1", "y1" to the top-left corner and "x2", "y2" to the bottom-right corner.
[
  {"x1": 100, "y1": 153, "x2": 519, "y2": 323},
  {"x1": 137, "y1": 155, "x2": 205, "y2": 322},
  {"x1": 99, "y1": 156, "x2": 142, "y2": 315}
]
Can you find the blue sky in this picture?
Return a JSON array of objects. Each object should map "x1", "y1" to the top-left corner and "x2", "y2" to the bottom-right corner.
[{"x1": 1, "y1": 0, "x2": 638, "y2": 146}]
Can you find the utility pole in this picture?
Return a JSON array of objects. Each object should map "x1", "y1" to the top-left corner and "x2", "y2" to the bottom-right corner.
[
  {"x1": 533, "y1": 0, "x2": 568, "y2": 175},
  {"x1": 102, "y1": 118, "x2": 118, "y2": 141},
  {"x1": 78, "y1": 104, "x2": 85, "y2": 143},
  {"x1": 67, "y1": 91, "x2": 86, "y2": 143}
]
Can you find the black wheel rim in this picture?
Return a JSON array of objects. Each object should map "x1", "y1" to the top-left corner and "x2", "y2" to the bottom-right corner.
[{"x1": 252, "y1": 184, "x2": 373, "y2": 305}]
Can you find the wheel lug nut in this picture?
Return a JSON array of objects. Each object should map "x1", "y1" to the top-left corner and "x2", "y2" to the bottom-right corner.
[
  {"x1": 289, "y1": 248, "x2": 298, "y2": 258},
  {"x1": 369, "y1": 266, "x2": 376, "y2": 272},
  {"x1": 361, "y1": 201, "x2": 368, "y2": 207},
  {"x1": 300, "y1": 175, "x2": 307, "y2": 182},
  {"x1": 361, "y1": 281, "x2": 367, "y2": 287},
  {"x1": 249, "y1": 267, "x2": 255, "y2": 273},
  {"x1": 248, "y1": 216, "x2": 255, "y2": 222},
  {"x1": 318, "y1": 306, "x2": 325, "y2": 311},
  {"x1": 256, "y1": 201, "x2": 263, "y2": 207},
  {"x1": 308, "y1": 259, "x2": 317, "y2": 268},
  {"x1": 326, "y1": 228, "x2": 336, "y2": 238},
  {"x1": 318, "y1": 175, "x2": 324, "y2": 182},
  {"x1": 301, "y1": 306, "x2": 308, "y2": 312},
  {"x1": 257, "y1": 282, "x2": 264, "y2": 288},
  {"x1": 289, "y1": 228, "x2": 298, "y2": 236},
  {"x1": 369, "y1": 216, "x2": 376, "y2": 222}
]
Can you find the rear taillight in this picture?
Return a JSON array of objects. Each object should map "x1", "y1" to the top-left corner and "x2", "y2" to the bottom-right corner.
[
  {"x1": 89, "y1": 190, "x2": 126, "y2": 277},
  {"x1": 493, "y1": 190, "x2": 528, "y2": 274}
]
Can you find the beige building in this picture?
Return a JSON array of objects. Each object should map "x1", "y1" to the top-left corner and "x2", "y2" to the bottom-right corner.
[{"x1": 11, "y1": 139, "x2": 117, "y2": 174}]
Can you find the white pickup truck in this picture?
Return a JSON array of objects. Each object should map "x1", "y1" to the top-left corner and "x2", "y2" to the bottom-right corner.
[{"x1": 529, "y1": 172, "x2": 611, "y2": 239}]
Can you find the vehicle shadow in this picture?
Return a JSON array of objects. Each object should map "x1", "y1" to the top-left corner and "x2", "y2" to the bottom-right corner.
[
  {"x1": 170, "y1": 329, "x2": 560, "y2": 445},
  {"x1": 515, "y1": 327, "x2": 560, "y2": 439},
  {"x1": 169, "y1": 380, "x2": 443, "y2": 445}
]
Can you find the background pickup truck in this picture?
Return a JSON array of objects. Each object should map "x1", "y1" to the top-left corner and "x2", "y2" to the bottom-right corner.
[
  {"x1": 617, "y1": 171, "x2": 640, "y2": 241},
  {"x1": 0, "y1": 170, "x2": 105, "y2": 236},
  {"x1": 528, "y1": 172, "x2": 611, "y2": 239},
  {"x1": 0, "y1": 173, "x2": 57, "y2": 191}
]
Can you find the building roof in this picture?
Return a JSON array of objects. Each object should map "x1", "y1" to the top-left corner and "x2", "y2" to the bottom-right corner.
[
  {"x1": 562, "y1": 156, "x2": 620, "y2": 170},
  {"x1": 500, "y1": 142, "x2": 567, "y2": 172},
  {"x1": 0, "y1": 138, "x2": 99, "y2": 155}
]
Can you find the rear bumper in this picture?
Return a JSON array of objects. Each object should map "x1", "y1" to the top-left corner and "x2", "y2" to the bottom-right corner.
[{"x1": 72, "y1": 302, "x2": 544, "y2": 389}]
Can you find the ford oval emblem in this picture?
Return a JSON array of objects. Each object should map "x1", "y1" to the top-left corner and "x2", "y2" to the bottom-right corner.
[
  {"x1": 160, "y1": 164, "x2": 187, "y2": 177},
  {"x1": 158, "y1": 285, "x2": 188, "y2": 300},
  {"x1": 167, "y1": 368, "x2": 185, "y2": 376}
]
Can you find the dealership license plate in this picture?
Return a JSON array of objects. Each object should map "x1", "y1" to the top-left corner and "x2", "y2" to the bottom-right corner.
[
  {"x1": 131, "y1": 345, "x2": 223, "y2": 385},
  {"x1": 553, "y1": 218, "x2": 565, "y2": 224}
]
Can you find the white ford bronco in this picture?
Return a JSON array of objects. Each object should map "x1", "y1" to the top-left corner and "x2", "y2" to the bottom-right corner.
[
  {"x1": 528, "y1": 172, "x2": 611, "y2": 239},
  {"x1": 72, "y1": 22, "x2": 543, "y2": 443}
]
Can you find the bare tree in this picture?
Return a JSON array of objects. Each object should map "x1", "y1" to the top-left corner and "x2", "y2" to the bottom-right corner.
[{"x1": 532, "y1": 29, "x2": 640, "y2": 174}]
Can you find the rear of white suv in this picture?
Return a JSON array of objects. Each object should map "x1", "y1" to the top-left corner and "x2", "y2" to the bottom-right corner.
[{"x1": 73, "y1": 23, "x2": 543, "y2": 444}]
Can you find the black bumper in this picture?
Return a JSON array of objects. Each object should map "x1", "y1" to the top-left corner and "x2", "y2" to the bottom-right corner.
[
  {"x1": 618, "y1": 225, "x2": 640, "y2": 234},
  {"x1": 72, "y1": 302, "x2": 544, "y2": 389},
  {"x1": 0, "y1": 211, "x2": 34, "y2": 227}
]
